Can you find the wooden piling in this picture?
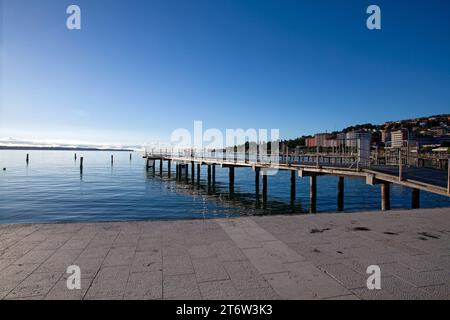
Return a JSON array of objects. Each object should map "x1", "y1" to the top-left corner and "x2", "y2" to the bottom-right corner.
[
  {"x1": 262, "y1": 173, "x2": 267, "y2": 202},
  {"x1": 290, "y1": 170, "x2": 296, "y2": 204},
  {"x1": 197, "y1": 163, "x2": 201, "y2": 184},
  {"x1": 207, "y1": 165, "x2": 212, "y2": 185},
  {"x1": 74, "y1": 153, "x2": 77, "y2": 160},
  {"x1": 411, "y1": 188, "x2": 420, "y2": 209},
  {"x1": 130, "y1": 153, "x2": 132, "y2": 160},
  {"x1": 185, "y1": 163, "x2": 188, "y2": 179},
  {"x1": 310, "y1": 175, "x2": 317, "y2": 213},
  {"x1": 255, "y1": 167, "x2": 260, "y2": 196},
  {"x1": 80, "y1": 157, "x2": 84, "y2": 173},
  {"x1": 212, "y1": 164, "x2": 216, "y2": 185},
  {"x1": 111, "y1": 155, "x2": 114, "y2": 165},
  {"x1": 191, "y1": 161, "x2": 195, "y2": 182},
  {"x1": 337, "y1": 176, "x2": 344, "y2": 212},
  {"x1": 160, "y1": 159, "x2": 163, "y2": 175},
  {"x1": 146, "y1": 158, "x2": 150, "y2": 170},
  {"x1": 229, "y1": 166, "x2": 235, "y2": 194},
  {"x1": 381, "y1": 182, "x2": 391, "y2": 211},
  {"x1": 26, "y1": 154, "x2": 29, "y2": 164},
  {"x1": 168, "y1": 160, "x2": 171, "y2": 177}
]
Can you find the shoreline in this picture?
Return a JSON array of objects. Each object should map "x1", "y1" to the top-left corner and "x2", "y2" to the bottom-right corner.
[
  {"x1": 1, "y1": 205, "x2": 450, "y2": 227},
  {"x1": 0, "y1": 147, "x2": 135, "y2": 152}
]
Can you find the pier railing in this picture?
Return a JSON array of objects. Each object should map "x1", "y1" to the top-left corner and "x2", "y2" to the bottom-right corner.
[{"x1": 144, "y1": 148, "x2": 368, "y2": 169}]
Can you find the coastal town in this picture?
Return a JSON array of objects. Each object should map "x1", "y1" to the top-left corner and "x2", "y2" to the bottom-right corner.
[{"x1": 280, "y1": 114, "x2": 450, "y2": 170}]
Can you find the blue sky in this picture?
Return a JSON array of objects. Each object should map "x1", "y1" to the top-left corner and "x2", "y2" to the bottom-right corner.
[{"x1": 1, "y1": 0, "x2": 450, "y2": 146}]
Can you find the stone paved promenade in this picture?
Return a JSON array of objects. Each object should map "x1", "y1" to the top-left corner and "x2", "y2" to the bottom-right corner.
[{"x1": 1, "y1": 207, "x2": 449, "y2": 300}]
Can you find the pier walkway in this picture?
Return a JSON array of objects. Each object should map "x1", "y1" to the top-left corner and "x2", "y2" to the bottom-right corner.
[
  {"x1": 144, "y1": 151, "x2": 450, "y2": 213},
  {"x1": 0, "y1": 207, "x2": 449, "y2": 300}
]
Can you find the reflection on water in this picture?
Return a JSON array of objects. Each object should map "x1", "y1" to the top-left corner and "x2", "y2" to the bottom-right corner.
[{"x1": 1, "y1": 150, "x2": 450, "y2": 224}]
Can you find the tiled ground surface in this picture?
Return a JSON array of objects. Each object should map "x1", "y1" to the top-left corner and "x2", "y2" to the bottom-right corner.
[{"x1": 0, "y1": 207, "x2": 449, "y2": 300}]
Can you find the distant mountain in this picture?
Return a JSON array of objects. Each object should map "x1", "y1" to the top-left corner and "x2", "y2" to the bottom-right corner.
[
  {"x1": 0, "y1": 137, "x2": 139, "y2": 151},
  {"x1": 0, "y1": 146, "x2": 134, "y2": 152}
]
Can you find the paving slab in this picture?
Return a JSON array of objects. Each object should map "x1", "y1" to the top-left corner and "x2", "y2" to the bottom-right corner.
[{"x1": 1, "y1": 207, "x2": 449, "y2": 300}]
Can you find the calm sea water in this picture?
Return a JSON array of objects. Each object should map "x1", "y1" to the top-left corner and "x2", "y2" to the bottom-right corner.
[{"x1": 1, "y1": 150, "x2": 449, "y2": 224}]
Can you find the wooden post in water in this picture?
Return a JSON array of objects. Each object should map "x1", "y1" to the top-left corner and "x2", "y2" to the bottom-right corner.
[
  {"x1": 212, "y1": 164, "x2": 216, "y2": 186},
  {"x1": 310, "y1": 175, "x2": 317, "y2": 213},
  {"x1": 175, "y1": 164, "x2": 179, "y2": 180},
  {"x1": 197, "y1": 163, "x2": 201, "y2": 184},
  {"x1": 255, "y1": 167, "x2": 260, "y2": 197},
  {"x1": 207, "y1": 165, "x2": 211, "y2": 185},
  {"x1": 74, "y1": 153, "x2": 77, "y2": 160},
  {"x1": 381, "y1": 182, "x2": 391, "y2": 211},
  {"x1": 185, "y1": 163, "x2": 188, "y2": 180},
  {"x1": 167, "y1": 159, "x2": 171, "y2": 177},
  {"x1": 146, "y1": 158, "x2": 150, "y2": 171},
  {"x1": 411, "y1": 188, "x2": 420, "y2": 209},
  {"x1": 191, "y1": 161, "x2": 194, "y2": 182},
  {"x1": 160, "y1": 159, "x2": 163, "y2": 175},
  {"x1": 337, "y1": 176, "x2": 344, "y2": 212},
  {"x1": 26, "y1": 154, "x2": 29, "y2": 164},
  {"x1": 130, "y1": 153, "x2": 132, "y2": 161},
  {"x1": 262, "y1": 173, "x2": 267, "y2": 203},
  {"x1": 80, "y1": 157, "x2": 84, "y2": 174},
  {"x1": 111, "y1": 155, "x2": 114, "y2": 166},
  {"x1": 229, "y1": 166, "x2": 235, "y2": 194},
  {"x1": 290, "y1": 170, "x2": 296, "y2": 204}
]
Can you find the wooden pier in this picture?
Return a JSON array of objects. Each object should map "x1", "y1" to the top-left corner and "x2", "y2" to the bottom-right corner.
[{"x1": 144, "y1": 150, "x2": 450, "y2": 212}]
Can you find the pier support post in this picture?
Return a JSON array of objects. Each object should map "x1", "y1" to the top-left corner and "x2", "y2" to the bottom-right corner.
[
  {"x1": 212, "y1": 164, "x2": 216, "y2": 186},
  {"x1": 26, "y1": 154, "x2": 29, "y2": 164},
  {"x1": 310, "y1": 175, "x2": 317, "y2": 213},
  {"x1": 381, "y1": 182, "x2": 391, "y2": 211},
  {"x1": 229, "y1": 166, "x2": 235, "y2": 194},
  {"x1": 191, "y1": 161, "x2": 195, "y2": 182},
  {"x1": 290, "y1": 170, "x2": 296, "y2": 204},
  {"x1": 185, "y1": 164, "x2": 188, "y2": 180},
  {"x1": 74, "y1": 153, "x2": 77, "y2": 160},
  {"x1": 160, "y1": 159, "x2": 163, "y2": 175},
  {"x1": 207, "y1": 165, "x2": 212, "y2": 185},
  {"x1": 337, "y1": 176, "x2": 344, "y2": 212},
  {"x1": 176, "y1": 164, "x2": 179, "y2": 180},
  {"x1": 262, "y1": 173, "x2": 267, "y2": 203},
  {"x1": 80, "y1": 157, "x2": 84, "y2": 174},
  {"x1": 168, "y1": 160, "x2": 171, "y2": 177},
  {"x1": 130, "y1": 153, "x2": 132, "y2": 161},
  {"x1": 411, "y1": 188, "x2": 420, "y2": 209},
  {"x1": 111, "y1": 155, "x2": 114, "y2": 166},
  {"x1": 197, "y1": 163, "x2": 201, "y2": 184},
  {"x1": 146, "y1": 158, "x2": 150, "y2": 171},
  {"x1": 255, "y1": 168, "x2": 260, "y2": 197}
]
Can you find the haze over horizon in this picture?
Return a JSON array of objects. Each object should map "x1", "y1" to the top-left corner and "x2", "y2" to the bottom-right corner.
[{"x1": 1, "y1": 0, "x2": 450, "y2": 146}]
